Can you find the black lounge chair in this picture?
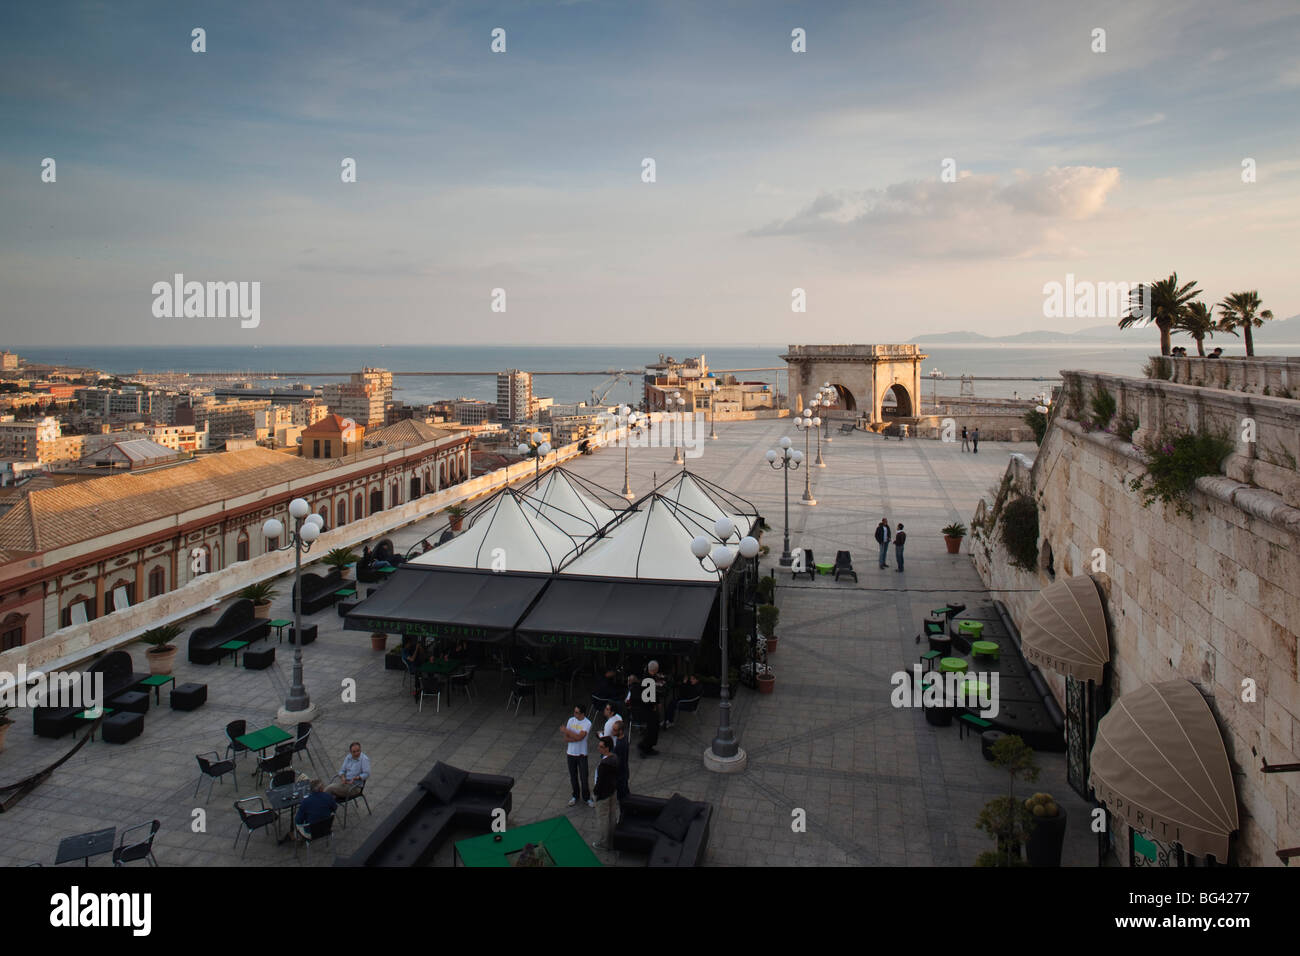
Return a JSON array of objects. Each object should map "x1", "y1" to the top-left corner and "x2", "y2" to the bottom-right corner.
[
  {"x1": 832, "y1": 550, "x2": 857, "y2": 582},
  {"x1": 794, "y1": 548, "x2": 815, "y2": 582}
]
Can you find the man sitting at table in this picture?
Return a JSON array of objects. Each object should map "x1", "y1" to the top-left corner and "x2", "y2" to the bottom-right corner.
[
  {"x1": 295, "y1": 779, "x2": 337, "y2": 839},
  {"x1": 326, "y1": 741, "x2": 370, "y2": 799},
  {"x1": 663, "y1": 674, "x2": 702, "y2": 729}
]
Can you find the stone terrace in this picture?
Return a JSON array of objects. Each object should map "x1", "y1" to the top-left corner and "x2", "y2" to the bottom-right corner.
[{"x1": 0, "y1": 420, "x2": 1097, "y2": 867}]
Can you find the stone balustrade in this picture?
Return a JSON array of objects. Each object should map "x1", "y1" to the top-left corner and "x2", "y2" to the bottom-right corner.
[{"x1": 1165, "y1": 354, "x2": 1300, "y2": 397}]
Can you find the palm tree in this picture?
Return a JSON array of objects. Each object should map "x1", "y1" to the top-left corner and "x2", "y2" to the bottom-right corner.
[
  {"x1": 1118, "y1": 272, "x2": 1201, "y2": 356},
  {"x1": 1216, "y1": 291, "x2": 1273, "y2": 357},
  {"x1": 1175, "y1": 301, "x2": 1224, "y2": 357}
]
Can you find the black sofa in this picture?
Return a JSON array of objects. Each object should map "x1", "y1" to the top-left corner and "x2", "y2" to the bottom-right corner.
[
  {"x1": 32, "y1": 651, "x2": 149, "y2": 738},
  {"x1": 293, "y1": 570, "x2": 343, "y2": 615},
  {"x1": 338, "y1": 761, "x2": 514, "y2": 867},
  {"x1": 188, "y1": 599, "x2": 270, "y2": 664},
  {"x1": 613, "y1": 793, "x2": 712, "y2": 866}
]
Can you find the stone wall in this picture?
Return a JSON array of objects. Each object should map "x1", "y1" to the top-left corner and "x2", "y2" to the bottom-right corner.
[
  {"x1": 1167, "y1": 354, "x2": 1300, "y2": 398},
  {"x1": 971, "y1": 379, "x2": 1300, "y2": 866}
]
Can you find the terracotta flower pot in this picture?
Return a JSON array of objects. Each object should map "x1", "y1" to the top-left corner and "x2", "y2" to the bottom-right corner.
[
  {"x1": 147, "y1": 645, "x2": 178, "y2": 676},
  {"x1": 765, "y1": 636, "x2": 778, "y2": 654},
  {"x1": 370, "y1": 633, "x2": 388, "y2": 652},
  {"x1": 944, "y1": 535, "x2": 963, "y2": 554},
  {"x1": 253, "y1": 601, "x2": 271, "y2": 619},
  {"x1": 450, "y1": 517, "x2": 464, "y2": 532},
  {"x1": 757, "y1": 674, "x2": 776, "y2": 694}
]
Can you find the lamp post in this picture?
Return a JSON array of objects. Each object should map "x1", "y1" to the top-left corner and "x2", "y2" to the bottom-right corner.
[
  {"x1": 821, "y1": 383, "x2": 835, "y2": 442},
  {"x1": 765, "y1": 437, "x2": 803, "y2": 565},
  {"x1": 930, "y1": 369, "x2": 943, "y2": 409},
  {"x1": 691, "y1": 520, "x2": 759, "y2": 772},
  {"x1": 709, "y1": 383, "x2": 718, "y2": 440},
  {"x1": 263, "y1": 499, "x2": 321, "y2": 724},
  {"x1": 618, "y1": 404, "x2": 644, "y2": 500},
  {"x1": 516, "y1": 431, "x2": 552, "y2": 487},
  {"x1": 796, "y1": 410, "x2": 817, "y2": 504},
  {"x1": 810, "y1": 398, "x2": 825, "y2": 468},
  {"x1": 670, "y1": 392, "x2": 686, "y2": 465}
]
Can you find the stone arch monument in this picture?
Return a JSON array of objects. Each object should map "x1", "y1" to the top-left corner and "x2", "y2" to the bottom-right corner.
[{"x1": 782, "y1": 345, "x2": 927, "y2": 427}]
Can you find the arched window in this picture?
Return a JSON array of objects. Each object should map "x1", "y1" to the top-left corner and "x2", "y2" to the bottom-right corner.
[
  {"x1": 1, "y1": 612, "x2": 26, "y2": 650},
  {"x1": 355, "y1": 492, "x2": 364, "y2": 520},
  {"x1": 148, "y1": 566, "x2": 166, "y2": 598},
  {"x1": 391, "y1": 480, "x2": 401, "y2": 506},
  {"x1": 105, "y1": 579, "x2": 135, "y2": 614},
  {"x1": 237, "y1": 533, "x2": 250, "y2": 562},
  {"x1": 317, "y1": 506, "x2": 329, "y2": 531},
  {"x1": 338, "y1": 499, "x2": 348, "y2": 526}
]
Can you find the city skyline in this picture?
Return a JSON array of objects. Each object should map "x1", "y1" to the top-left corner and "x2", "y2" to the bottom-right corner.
[{"x1": 2, "y1": 1, "x2": 1298, "y2": 347}]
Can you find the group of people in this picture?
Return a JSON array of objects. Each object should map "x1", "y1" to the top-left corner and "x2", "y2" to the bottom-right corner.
[
  {"x1": 289, "y1": 741, "x2": 371, "y2": 841},
  {"x1": 874, "y1": 518, "x2": 907, "y2": 572},
  {"x1": 1170, "y1": 346, "x2": 1222, "y2": 358},
  {"x1": 960, "y1": 426, "x2": 980, "y2": 453}
]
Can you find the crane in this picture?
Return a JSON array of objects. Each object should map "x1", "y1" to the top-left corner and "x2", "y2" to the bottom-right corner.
[{"x1": 590, "y1": 370, "x2": 637, "y2": 407}]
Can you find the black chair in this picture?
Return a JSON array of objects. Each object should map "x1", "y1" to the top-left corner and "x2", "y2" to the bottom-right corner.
[
  {"x1": 293, "y1": 723, "x2": 319, "y2": 772},
  {"x1": 194, "y1": 751, "x2": 237, "y2": 802},
  {"x1": 268, "y1": 769, "x2": 297, "y2": 789},
  {"x1": 256, "y1": 745, "x2": 294, "y2": 787},
  {"x1": 449, "y1": 665, "x2": 477, "y2": 703},
  {"x1": 672, "y1": 695, "x2": 703, "y2": 728},
  {"x1": 225, "y1": 720, "x2": 250, "y2": 762},
  {"x1": 507, "y1": 680, "x2": 536, "y2": 716},
  {"x1": 233, "y1": 797, "x2": 278, "y2": 858},
  {"x1": 296, "y1": 811, "x2": 335, "y2": 860},
  {"x1": 112, "y1": 820, "x2": 160, "y2": 867},
  {"x1": 795, "y1": 548, "x2": 815, "y2": 581},
  {"x1": 832, "y1": 550, "x2": 857, "y2": 583},
  {"x1": 338, "y1": 778, "x2": 372, "y2": 829},
  {"x1": 418, "y1": 673, "x2": 442, "y2": 714}
]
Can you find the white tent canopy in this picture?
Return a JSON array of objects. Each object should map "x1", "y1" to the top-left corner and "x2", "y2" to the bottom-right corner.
[
  {"x1": 655, "y1": 471, "x2": 755, "y2": 536},
  {"x1": 411, "y1": 490, "x2": 578, "y2": 573},
  {"x1": 520, "y1": 468, "x2": 618, "y2": 540},
  {"x1": 560, "y1": 495, "x2": 728, "y2": 582}
]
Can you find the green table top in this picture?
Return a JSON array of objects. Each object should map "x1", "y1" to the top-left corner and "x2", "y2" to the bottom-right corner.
[
  {"x1": 75, "y1": 707, "x2": 114, "y2": 719},
  {"x1": 455, "y1": 815, "x2": 601, "y2": 868},
  {"x1": 236, "y1": 725, "x2": 293, "y2": 751},
  {"x1": 956, "y1": 621, "x2": 984, "y2": 635},
  {"x1": 269, "y1": 619, "x2": 292, "y2": 628},
  {"x1": 938, "y1": 657, "x2": 969, "y2": 673},
  {"x1": 377, "y1": 566, "x2": 398, "y2": 574},
  {"x1": 518, "y1": 665, "x2": 559, "y2": 681},
  {"x1": 420, "y1": 659, "x2": 463, "y2": 675},
  {"x1": 219, "y1": 639, "x2": 249, "y2": 650},
  {"x1": 140, "y1": 675, "x2": 174, "y2": 686},
  {"x1": 335, "y1": 588, "x2": 357, "y2": 597},
  {"x1": 971, "y1": 640, "x2": 999, "y2": 654}
]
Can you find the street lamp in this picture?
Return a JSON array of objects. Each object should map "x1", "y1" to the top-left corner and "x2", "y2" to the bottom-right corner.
[
  {"x1": 810, "y1": 398, "x2": 826, "y2": 468},
  {"x1": 670, "y1": 392, "x2": 686, "y2": 465},
  {"x1": 517, "y1": 430, "x2": 552, "y2": 487},
  {"x1": 263, "y1": 498, "x2": 321, "y2": 724},
  {"x1": 690, "y1": 519, "x2": 759, "y2": 771},
  {"x1": 821, "y1": 383, "x2": 836, "y2": 442},
  {"x1": 929, "y1": 369, "x2": 943, "y2": 409},
  {"x1": 765, "y1": 437, "x2": 803, "y2": 565},
  {"x1": 618, "y1": 404, "x2": 644, "y2": 500},
  {"x1": 796, "y1": 410, "x2": 817, "y2": 504},
  {"x1": 708, "y1": 382, "x2": 718, "y2": 441}
]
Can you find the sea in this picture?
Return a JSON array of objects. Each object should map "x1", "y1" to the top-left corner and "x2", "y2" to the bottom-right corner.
[{"x1": 12, "y1": 343, "x2": 1218, "y2": 406}]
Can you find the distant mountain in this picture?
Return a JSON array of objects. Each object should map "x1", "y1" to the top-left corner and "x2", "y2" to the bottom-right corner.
[{"x1": 911, "y1": 315, "x2": 1300, "y2": 346}]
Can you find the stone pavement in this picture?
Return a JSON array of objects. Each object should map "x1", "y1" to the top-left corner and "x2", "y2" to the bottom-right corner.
[{"x1": 0, "y1": 420, "x2": 1097, "y2": 866}]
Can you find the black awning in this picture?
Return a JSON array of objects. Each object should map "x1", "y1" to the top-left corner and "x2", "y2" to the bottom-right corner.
[
  {"x1": 515, "y1": 578, "x2": 717, "y2": 655},
  {"x1": 343, "y1": 567, "x2": 549, "y2": 644}
]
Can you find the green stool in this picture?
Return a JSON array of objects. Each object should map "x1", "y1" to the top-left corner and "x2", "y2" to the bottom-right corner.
[
  {"x1": 956, "y1": 620, "x2": 984, "y2": 641},
  {"x1": 971, "y1": 640, "x2": 1000, "y2": 662},
  {"x1": 938, "y1": 657, "x2": 968, "y2": 674}
]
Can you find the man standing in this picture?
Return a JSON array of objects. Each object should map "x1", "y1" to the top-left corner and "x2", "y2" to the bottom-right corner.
[
  {"x1": 631, "y1": 664, "x2": 662, "y2": 757},
  {"x1": 972, "y1": 427, "x2": 980, "y2": 453},
  {"x1": 563, "y1": 704, "x2": 594, "y2": 808},
  {"x1": 602, "y1": 701, "x2": 623, "y2": 740},
  {"x1": 961, "y1": 426, "x2": 969, "y2": 452},
  {"x1": 325, "y1": 741, "x2": 370, "y2": 799},
  {"x1": 612, "y1": 719, "x2": 631, "y2": 800},
  {"x1": 875, "y1": 518, "x2": 892, "y2": 569},
  {"x1": 592, "y1": 736, "x2": 620, "y2": 850},
  {"x1": 895, "y1": 523, "x2": 907, "y2": 573}
]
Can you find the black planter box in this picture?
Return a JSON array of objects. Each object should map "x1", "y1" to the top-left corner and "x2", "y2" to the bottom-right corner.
[{"x1": 1026, "y1": 808, "x2": 1067, "y2": 867}]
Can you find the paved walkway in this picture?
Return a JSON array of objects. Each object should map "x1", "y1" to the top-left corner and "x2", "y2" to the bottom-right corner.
[{"x1": 0, "y1": 420, "x2": 1096, "y2": 866}]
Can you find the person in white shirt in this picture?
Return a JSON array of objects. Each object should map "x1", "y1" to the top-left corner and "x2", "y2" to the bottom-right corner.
[
  {"x1": 563, "y1": 704, "x2": 594, "y2": 807},
  {"x1": 602, "y1": 702, "x2": 623, "y2": 741}
]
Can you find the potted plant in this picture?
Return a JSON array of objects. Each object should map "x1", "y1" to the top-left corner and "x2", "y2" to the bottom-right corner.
[
  {"x1": 975, "y1": 734, "x2": 1040, "y2": 866},
  {"x1": 755, "y1": 663, "x2": 775, "y2": 693},
  {"x1": 757, "y1": 604, "x2": 780, "y2": 654},
  {"x1": 755, "y1": 574, "x2": 775, "y2": 606},
  {"x1": 942, "y1": 522, "x2": 968, "y2": 555},
  {"x1": 0, "y1": 705, "x2": 12, "y2": 753},
  {"x1": 139, "y1": 623, "x2": 183, "y2": 676},
  {"x1": 370, "y1": 631, "x2": 388, "y2": 652},
  {"x1": 322, "y1": 547, "x2": 358, "y2": 580},
  {"x1": 1024, "y1": 791, "x2": 1068, "y2": 866},
  {"x1": 445, "y1": 504, "x2": 467, "y2": 532},
  {"x1": 239, "y1": 580, "x2": 278, "y2": 619}
]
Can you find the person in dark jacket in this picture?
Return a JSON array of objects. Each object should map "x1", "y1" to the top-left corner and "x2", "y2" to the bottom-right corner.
[
  {"x1": 592, "y1": 736, "x2": 621, "y2": 850},
  {"x1": 972, "y1": 427, "x2": 980, "y2": 453},
  {"x1": 612, "y1": 719, "x2": 631, "y2": 799},
  {"x1": 894, "y1": 524, "x2": 907, "y2": 573},
  {"x1": 294, "y1": 780, "x2": 337, "y2": 840},
  {"x1": 875, "y1": 518, "x2": 892, "y2": 569}
]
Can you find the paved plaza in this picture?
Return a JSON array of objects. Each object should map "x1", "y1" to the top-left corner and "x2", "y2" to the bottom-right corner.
[{"x1": 0, "y1": 420, "x2": 1098, "y2": 867}]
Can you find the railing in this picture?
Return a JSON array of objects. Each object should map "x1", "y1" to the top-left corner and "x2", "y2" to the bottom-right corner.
[
  {"x1": 782, "y1": 344, "x2": 924, "y2": 358},
  {"x1": 1166, "y1": 355, "x2": 1300, "y2": 397}
]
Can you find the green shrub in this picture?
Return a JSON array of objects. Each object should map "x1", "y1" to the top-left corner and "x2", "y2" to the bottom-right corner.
[
  {"x1": 756, "y1": 575, "x2": 775, "y2": 605},
  {"x1": 1089, "y1": 387, "x2": 1117, "y2": 430},
  {"x1": 139, "y1": 623, "x2": 183, "y2": 650},
  {"x1": 757, "y1": 604, "x2": 779, "y2": 638},
  {"x1": 941, "y1": 522, "x2": 967, "y2": 538},
  {"x1": 999, "y1": 496, "x2": 1039, "y2": 571},
  {"x1": 1023, "y1": 409, "x2": 1048, "y2": 445},
  {"x1": 1115, "y1": 414, "x2": 1140, "y2": 442},
  {"x1": 322, "y1": 547, "x2": 357, "y2": 570},
  {"x1": 239, "y1": 581, "x2": 278, "y2": 604},
  {"x1": 1128, "y1": 430, "x2": 1233, "y2": 518}
]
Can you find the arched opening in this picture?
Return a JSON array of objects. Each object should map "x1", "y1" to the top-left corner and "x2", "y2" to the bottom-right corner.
[
  {"x1": 390, "y1": 480, "x2": 402, "y2": 507},
  {"x1": 410, "y1": 475, "x2": 422, "y2": 500},
  {"x1": 828, "y1": 383, "x2": 856, "y2": 412},
  {"x1": 355, "y1": 492, "x2": 364, "y2": 520},
  {"x1": 317, "y1": 506, "x2": 329, "y2": 531},
  {"x1": 236, "y1": 532, "x2": 250, "y2": 562},
  {"x1": 880, "y1": 384, "x2": 913, "y2": 418},
  {"x1": 148, "y1": 565, "x2": 166, "y2": 598},
  {"x1": 370, "y1": 488, "x2": 383, "y2": 514},
  {"x1": 337, "y1": 499, "x2": 348, "y2": 526}
]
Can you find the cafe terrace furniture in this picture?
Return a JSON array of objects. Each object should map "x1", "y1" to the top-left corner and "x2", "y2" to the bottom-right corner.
[
  {"x1": 243, "y1": 646, "x2": 276, "y2": 670},
  {"x1": 217, "y1": 640, "x2": 250, "y2": 666},
  {"x1": 140, "y1": 674, "x2": 174, "y2": 705},
  {"x1": 56, "y1": 827, "x2": 116, "y2": 866},
  {"x1": 288, "y1": 624, "x2": 317, "y2": 646},
  {"x1": 108, "y1": 690, "x2": 150, "y2": 715},
  {"x1": 455, "y1": 815, "x2": 600, "y2": 867},
  {"x1": 188, "y1": 599, "x2": 270, "y2": 664},
  {"x1": 337, "y1": 777, "x2": 371, "y2": 828},
  {"x1": 938, "y1": 657, "x2": 968, "y2": 674},
  {"x1": 293, "y1": 570, "x2": 343, "y2": 616},
  {"x1": 236, "y1": 724, "x2": 294, "y2": 762},
  {"x1": 972, "y1": 640, "x2": 1000, "y2": 663},
  {"x1": 112, "y1": 820, "x2": 160, "y2": 867},
  {"x1": 32, "y1": 651, "x2": 148, "y2": 738},
  {"x1": 195, "y1": 751, "x2": 237, "y2": 801},
  {"x1": 269, "y1": 618, "x2": 293, "y2": 641},
  {"x1": 793, "y1": 548, "x2": 815, "y2": 582},
  {"x1": 338, "y1": 761, "x2": 514, "y2": 867},
  {"x1": 102, "y1": 711, "x2": 144, "y2": 744},
  {"x1": 233, "y1": 796, "x2": 280, "y2": 858},
  {"x1": 611, "y1": 793, "x2": 712, "y2": 867},
  {"x1": 170, "y1": 682, "x2": 207, "y2": 710},
  {"x1": 832, "y1": 550, "x2": 858, "y2": 582}
]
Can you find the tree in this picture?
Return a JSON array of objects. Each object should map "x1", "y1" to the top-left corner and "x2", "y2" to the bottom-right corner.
[
  {"x1": 1174, "y1": 301, "x2": 1223, "y2": 357},
  {"x1": 975, "y1": 734, "x2": 1041, "y2": 866},
  {"x1": 1216, "y1": 290, "x2": 1273, "y2": 357},
  {"x1": 1117, "y1": 272, "x2": 1201, "y2": 356}
]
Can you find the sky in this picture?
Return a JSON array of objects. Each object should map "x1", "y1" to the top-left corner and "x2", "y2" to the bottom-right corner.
[{"x1": 1, "y1": 0, "x2": 1298, "y2": 346}]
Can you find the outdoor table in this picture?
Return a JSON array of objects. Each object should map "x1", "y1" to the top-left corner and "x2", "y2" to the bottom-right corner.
[
  {"x1": 377, "y1": 565, "x2": 398, "y2": 575},
  {"x1": 420, "y1": 659, "x2": 463, "y2": 676},
  {"x1": 938, "y1": 657, "x2": 968, "y2": 674},
  {"x1": 334, "y1": 587, "x2": 357, "y2": 599},
  {"x1": 956, "y1": 620, "x2": 984, "y2": 640},
  {"x1": 971, "y1": 640, "x2": 1000, "y2": 662},
  {"x1": 140, "y1": 674, "x2": 174, "y2": 705},
  {"x1": 219, "y1": 639, "x2": 250, "y2": 665},
  {"x1": 73, "y1": 707, "x2": 114, "y2": 740},
  {"x1": 518, "y1": 664, "x2": 560, "y2": 693},
  {"x1": 266, "y1": 780, "x2": 312, "y2": 842},
  {"x1": 236, "y1": 725, "x2": 294, "y2": 769},
  {"x1": 56, "y1": 827, "x2": 116, "y2": 866},
  {"x1": 454, "y1": 815, "x2": 601, "y2": 867},
  {"x1": 814, "y1": 562, "x2": 834, "y2": 575},
  {"x1": 269, "y1": 619, "x2": 292, "y2": 642}
]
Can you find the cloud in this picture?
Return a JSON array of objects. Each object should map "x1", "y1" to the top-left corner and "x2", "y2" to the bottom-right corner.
[{"x1": 749, "y1": 166, "x2": 1121, "y2": 258}]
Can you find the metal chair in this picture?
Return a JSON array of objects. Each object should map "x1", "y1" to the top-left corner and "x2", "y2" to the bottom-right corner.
[
  {"x1": 233, "y1": 797, "x2": 278, "y2": 858},
  {"x1": 194, "y1": 751, "x2": 237, "y2": 802},
  {"x1": 112, "y1": 820, "x2": 160, "y2": 866},
  {"x1": 507, "y1": 680, "x2": 536, "y2": 716},
  {"x1": 418, "y1": 672, "x2": 442, "y2": 713},
  {"x1": 295, "y1": 811, "x2": 335, "y2": 860},
  {"x1": 225, "y1": 720, "x2": 250, "y2": 762},
  {"x1": 670, "y1": 695, "x2": 703, "y2": 728},
  {"x1": 292, "y1": 723, "x2": 319, "y2": 772},
  {"x1": 256, "y1": 745, "x2": 294, "y2": 787},
  {"x1": 795, "y1": 548, "x2": 815, "y2": 581},
  {"x1": 268, "y1": 769, "x2": 297, "y2": 789},
  {"x1": 338, "y1": 778, "x2": 371, "y2": 829},
  {"x1": 449, "y1": 665, "x2": 477, "y2": 703}
]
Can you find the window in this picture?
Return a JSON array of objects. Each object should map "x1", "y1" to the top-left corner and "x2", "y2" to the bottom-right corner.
[
  {"x1": 337, "y1": 500, "x2": 347, "y2": 526},
  {"x1": 148, "y1": 566, "x2": 166, "y2": 598},
  {"x1": 267, "y1": 536, "x2": 279, "y2": 551},
  {"x1": 354, "y1": 492, "x2": 364, "y2": 520},
  {"x1": 324, "y1": 439, "x2": 332, "y2": 459},
  {"x1": 313, "y1": 439, "x2": 320, "y2": 457},
  {"x1": 237, "y1": 536, "x2": 250, "y2": 562},
  {"x1": 317, "y1": 507, "x2": 328, "y2": 530},
  {"x1": 1, "y1": 613, "x2": 25, "y2": 650}
]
